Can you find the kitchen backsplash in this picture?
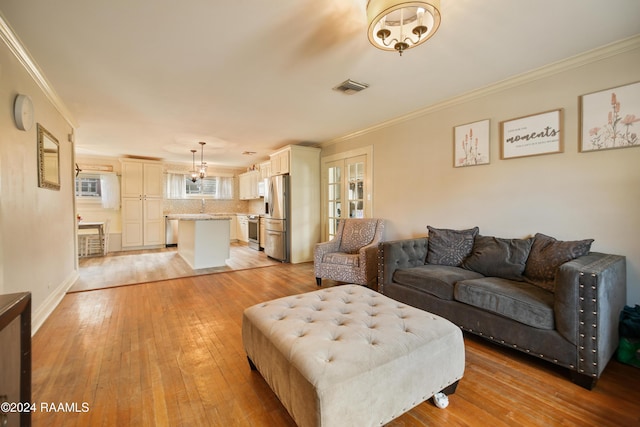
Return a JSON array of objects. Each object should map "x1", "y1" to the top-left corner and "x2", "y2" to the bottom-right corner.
[
  {"x1": 163, "y1": 198, "x2": 265, "y2": 215},
  {"x1": 164, "y1": 199, "x2": 246, "y2": 214}
]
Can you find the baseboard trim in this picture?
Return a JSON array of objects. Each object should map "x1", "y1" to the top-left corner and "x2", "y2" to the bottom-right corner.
[{"x1": 31, "y1": 269, "x2": 79, "y2": 335}]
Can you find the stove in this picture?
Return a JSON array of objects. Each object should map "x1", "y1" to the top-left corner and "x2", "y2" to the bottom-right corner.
[{"x1": 247, "y1": 215, "x2": 260, "y2": 250}]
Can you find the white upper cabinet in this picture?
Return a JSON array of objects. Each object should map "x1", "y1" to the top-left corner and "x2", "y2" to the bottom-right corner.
[
  {"x1": 259, "y1": 161, "x2": 271, "y2": 179},
  {"x1": 121, "y1": 160, "x2": 163, "y2": 198},
  {"x1": 239, "y1": 170, "x2": 261, "y2": 200},
  {"x1": 270, "y1": 149, "x2": 290, "y2": 176}
]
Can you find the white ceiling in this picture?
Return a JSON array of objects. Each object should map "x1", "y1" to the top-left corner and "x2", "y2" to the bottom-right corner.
[{"x1": 2, "y1": 0, "x2": 639, "y2": 167}]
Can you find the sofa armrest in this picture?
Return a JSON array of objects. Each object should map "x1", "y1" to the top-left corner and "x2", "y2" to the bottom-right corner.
[
  {"x1": 360, "y1": 241, "x2": 382, "y2": 288},
  {"x1": 378, "y1": 238, "x2": 428, "y2": 294},
  {"x1": 555, "y1": 252, "x2": 627, "y2": 379}
]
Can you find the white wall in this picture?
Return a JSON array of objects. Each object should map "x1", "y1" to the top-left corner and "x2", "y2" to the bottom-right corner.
[
  {"x1": 321, "y1": 38, "x2": 640, "y2": 305},
  {"x1": 0, "y1": 38, "x2": 77, "y2": 331}
]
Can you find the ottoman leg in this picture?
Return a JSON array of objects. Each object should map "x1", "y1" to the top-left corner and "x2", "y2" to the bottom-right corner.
[
  {"x1": 247, "y1": 356, "x2": 257, "y2": 371},
  {"x1": 441, "y1": 380, "x2": 459, "y2": 395},
  {"x1": 316, "y1": 277, "x2": 321, "y2": 286},
  {"x1": 432, "y1": 380, "x2": 460, "y2": 409},
  {"x1": 433, "y1": 393, "x2": 449, "y2": 409}
]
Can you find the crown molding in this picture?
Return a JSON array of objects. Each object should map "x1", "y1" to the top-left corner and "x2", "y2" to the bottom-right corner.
[
  {"x1": 0, "y1": 13, "x2": 77, "y2": 128},
  {"x1": 324, "y1": 34, "x2": 640, "y2": 147}
]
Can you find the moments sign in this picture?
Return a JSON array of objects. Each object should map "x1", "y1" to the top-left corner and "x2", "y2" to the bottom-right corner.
[{"x1": 500, "y1": 109, "x2": 563, "y2": 159}]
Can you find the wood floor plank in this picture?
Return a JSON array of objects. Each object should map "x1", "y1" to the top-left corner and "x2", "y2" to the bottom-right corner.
[{"x1": 31, "y1": 258, "x2": 640, "y2": 426}]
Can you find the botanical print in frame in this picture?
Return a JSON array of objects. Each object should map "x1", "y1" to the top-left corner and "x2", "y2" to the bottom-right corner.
[
  {"x1": 500, "y1": 109, "x2": 563, "y2": 159},
  {"x1": 580, "y1": 81, "x2": 640, "y2": 152},
  {"x1": 453, "y1": 119, "x2": 490, "y2": 167}
]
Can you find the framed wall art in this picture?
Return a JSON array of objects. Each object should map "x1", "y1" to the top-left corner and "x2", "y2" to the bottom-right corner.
[
  {"x1": 453, "y1": 119, "x2": 490, "y2": 167},
  {"x1": 500, "y1": 109, "x2": 563, "y2": 159},
  {"x1": 579, "y1": 81, "x2": 640, "y2": 152}
]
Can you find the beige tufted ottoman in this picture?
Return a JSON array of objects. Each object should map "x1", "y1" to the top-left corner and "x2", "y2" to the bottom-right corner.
[{"x1": 242, "y1": 285, "x2": 464, "y2": 427}]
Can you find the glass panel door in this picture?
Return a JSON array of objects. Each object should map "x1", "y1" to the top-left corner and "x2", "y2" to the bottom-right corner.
[
  {"x1": 321, "y1": 148, "x2": 372, "y2": 242},
  {"x1": 326, "y1": 160, "x2": 342, "y2": 240},
  {"x1": 346, "y1": 156, "x2": 365, "y2": 219}
]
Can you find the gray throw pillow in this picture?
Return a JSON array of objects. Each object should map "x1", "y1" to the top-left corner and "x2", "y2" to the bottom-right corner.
[
  {"x1": 461, "y1": 235, "x2": 533, "y2": 281},
  {"x1": 426, "y1": 226, "x2": 479, "y2": 267},
  {"x1": 524, "y1": 233, "x2": 594, "y2": 292}
]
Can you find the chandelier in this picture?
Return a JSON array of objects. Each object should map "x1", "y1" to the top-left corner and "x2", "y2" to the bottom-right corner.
[
  {"x1": 367, "y1": 0, "x2": 441, "y2": 56},
  {"x1": 198, "y1": 141, "x2": 207, "y2": 179},
  {"x1": 189, "y1": 142, "x2": 208, "y2": 182},
  {"x1": 190, "y1": 149, "x2": 198, "y2": 182}
]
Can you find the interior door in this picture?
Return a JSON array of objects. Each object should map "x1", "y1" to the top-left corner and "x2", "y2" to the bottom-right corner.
[
  {"x1": 321, "y1": 152, "x2": 370, "y2": 241},
  {"x1": 346, "y1": 155, "x2": 366, "y2": 219},
  {"x1": 325, "y1": 160, "x2": 342, "y2": 241}
]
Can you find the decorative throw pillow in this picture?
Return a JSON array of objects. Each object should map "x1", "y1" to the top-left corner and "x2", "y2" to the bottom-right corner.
[
  {"x1": 524, "y1": 233, "x2": 594, "y2": 292},
  {"x1": 426, "y1": 226, "x2": 479, "y2": 266},
  {"x1": 461, "y1": 235, "x2": 533, "y2": 281},
  {"x1": 339, "y1": 219, "x2": 377, "y2": 254}
]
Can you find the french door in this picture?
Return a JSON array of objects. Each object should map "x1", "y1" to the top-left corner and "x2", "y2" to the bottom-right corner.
[{"x1": 321, "y1": 148, "x2": 372, "y2": 241}]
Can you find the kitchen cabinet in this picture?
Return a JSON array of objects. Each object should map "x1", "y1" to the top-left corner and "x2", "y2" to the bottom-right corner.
[
  {"x1": 239, "y1": 173, "x2": 249, "y2": 199},
  {"x1": 239, "y1": 170, "x2": 261, "y2": 200},
  {"x1": 236, "y1": 214, "x2": 249, "y2": 243},
  {"x1": 259, "y1": 161, "x2": 271, "y2": 179},
  {"x1": 121, "y1": 160, "x2": 163, "y2": 198},
  {"x1": 177, "y1": 217, "x2": 230, "y2": 269},
  {"x1": 259, "y1": 216, "x2": 266, "y2": 249},
  {"x1": 270, "y1": 149, "x2": 290, "y2": 176},
  {"x1": 121, "y1": 159, "x2": 165, "y2": 248},
  {"x1": 229, "y1": 215, "x2": 238, "y2": 241}
]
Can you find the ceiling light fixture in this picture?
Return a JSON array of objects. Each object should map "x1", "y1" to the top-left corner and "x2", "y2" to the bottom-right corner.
[
  {"x1": 367, "y1": 0, "x2": 441, "y2": 56},
  {"x1": 198, "y1": 141, "x2": 207, "y2": 179},
  {"x1": 190, "y1": 149, "x2": 198, "y2": 182}
]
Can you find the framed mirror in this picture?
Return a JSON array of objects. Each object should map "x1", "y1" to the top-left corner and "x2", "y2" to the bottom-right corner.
[{"x1": 37, "y1": 124, "x2": 60, "y2": 190}]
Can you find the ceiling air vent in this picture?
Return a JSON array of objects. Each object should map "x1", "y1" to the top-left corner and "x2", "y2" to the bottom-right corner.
[{"x1": 332, "y1": 79, "x2": 369, "y2": 95}]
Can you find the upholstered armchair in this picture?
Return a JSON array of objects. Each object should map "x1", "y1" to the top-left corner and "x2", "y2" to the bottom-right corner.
[{"x1": 314, "y1": 218, "x2": 385, "y2": 289}]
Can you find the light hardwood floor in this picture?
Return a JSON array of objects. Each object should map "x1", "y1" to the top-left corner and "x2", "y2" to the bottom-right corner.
[
  {"x1": 34, "y1": 262, "x2": 640, "y2": 426},
  {"x1": 71, "y1": 242, "x2": 281, "y2": 292}
]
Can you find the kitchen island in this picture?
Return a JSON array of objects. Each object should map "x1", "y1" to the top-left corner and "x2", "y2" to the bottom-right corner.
[{"x1": 168, "y1": 214, "x2": 231, "y2": 269}]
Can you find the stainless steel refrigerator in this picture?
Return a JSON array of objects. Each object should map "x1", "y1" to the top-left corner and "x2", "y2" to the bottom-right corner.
[{"x1": 264, "y1": 174, "x2": 289, "y2": 262}]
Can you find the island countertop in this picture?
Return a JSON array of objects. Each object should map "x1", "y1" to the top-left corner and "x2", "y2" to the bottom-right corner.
[{"x1": 165, "y1": 214, "x2": 232, "y2": 221}]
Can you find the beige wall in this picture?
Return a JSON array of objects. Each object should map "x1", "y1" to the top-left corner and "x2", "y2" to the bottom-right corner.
[
  {"x1": 0, "y1": 38, "x2": 77, "y2": 330},
  {"x1": 322, "y1": 38, "x2": 640, "y2": 305}
]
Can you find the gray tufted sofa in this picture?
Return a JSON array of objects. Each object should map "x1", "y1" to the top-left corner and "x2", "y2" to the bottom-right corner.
[{"x1": 378, "y1": 230, "x2": 627, "y2": 389}]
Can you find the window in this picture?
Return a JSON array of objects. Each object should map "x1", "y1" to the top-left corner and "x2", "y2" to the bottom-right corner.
[
  {"x1": 166, "y1": 173, "x2": 234, "y2": 199},
  {"x1": 75, "y1": 175, "x2": 102, "y2": 198},
  {"x1": 186, "y1": 176, "x2": 217, "y2": 196},
  {"x1": 75, "y1": 173, "x2": 120, "y2": 209}
]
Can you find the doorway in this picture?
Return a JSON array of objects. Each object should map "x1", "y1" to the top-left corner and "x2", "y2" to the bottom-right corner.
[{"x1": 320, "y1": 147, "x2": 373, "y2": 241}]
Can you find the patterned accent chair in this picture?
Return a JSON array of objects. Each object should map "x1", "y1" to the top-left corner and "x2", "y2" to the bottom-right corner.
[{"x1": 314, "y1": 218, "x2": 385, "y2": 289}]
